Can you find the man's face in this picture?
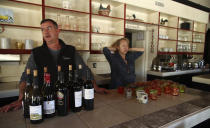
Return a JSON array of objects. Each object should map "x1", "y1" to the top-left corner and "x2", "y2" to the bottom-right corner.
[{"x1": 41, "y1": 21, "x2": 60, "y2": 44}]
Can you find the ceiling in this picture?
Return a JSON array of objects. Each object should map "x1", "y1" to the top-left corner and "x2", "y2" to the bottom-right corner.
[{"x1": 172, "y1": 0, "x2": 210, "y2": 12}]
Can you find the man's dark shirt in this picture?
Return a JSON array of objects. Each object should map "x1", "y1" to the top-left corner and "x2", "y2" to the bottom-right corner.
[{"x1": 20, "y1": 45, "x2": 94, "y2": 83}]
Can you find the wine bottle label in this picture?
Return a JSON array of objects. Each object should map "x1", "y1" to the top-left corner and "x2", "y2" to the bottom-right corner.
[
  {"x1": 84, "y1": 89, "x2": 94, "y2": 99},
  {"x1": 74, "y1": 91, "x2": 82, "y2": 107},
  {"x1": 29, "y1": 105, "x2": 42, "y2": 120},
  {"x1": 57, "y1": 91, "x2": 64, "y2": 106},
  {"x1": 44, "y1": 100, "x2": 55, "y2": 114},
  {"x1": 22, "y1": 101, "x2": 24, "y2": 111}
]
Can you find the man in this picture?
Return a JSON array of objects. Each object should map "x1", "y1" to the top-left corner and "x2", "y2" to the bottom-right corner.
[{"x1": 0, "y1": 19, "x2": 109, "y2": 112}]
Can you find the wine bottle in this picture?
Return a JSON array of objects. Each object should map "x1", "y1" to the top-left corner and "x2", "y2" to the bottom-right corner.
[
  {"x1": 41, "y1": 67, "x2": 48, "y2": 93},
  {"x1": 84, "y1": 69, "x2": 94, "y2": 110},
  {"x1": 78, "y1": 64, "x2": 85, "y2": 107},
  {"x1": 43, "y1": 73, "x2": 56, "y2": 118},
  {"x1": 23, "y1": 68, "x2": 32, "y2": 118},
  {"x1": 67, "y1": 65, "x2": 74, "y2": 111},
  {"x1": 29, "y1": 70, "x2": 44, "y2": 124},
  {"x1": 72, "y1": 70, "x2": 82, "y2": 112},
  {"x1": 55, "y1": 65, "x2": 69, "y2": 116}
]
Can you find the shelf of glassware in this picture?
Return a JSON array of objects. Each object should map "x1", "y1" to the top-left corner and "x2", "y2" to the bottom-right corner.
[
  {"x1": 193, "y1": 32, "x2": 205, "y2": 43},
  {"x1": 44, "y1": 7, "x2": 90, "y2": 32},
  {"x1": 193, "y1": 21, "x2": 206, "y2": 33},
  {"x1": 91, "y1": 15, "x2": 124, "y2": 36},
  {"x1": 158, "y1": 40, "x2": 177, "y2": 53},
  {"x1": 59, "y1": 31, "x2": 89, "y2": 51},
  {"x1": 44, "y1": 0, "x2": 89, "y2": 13},
  {"x1": 0, "y1": 26, "x2": 42, "y2": 49},
  {"x1": 159, "y1": 26, "x2": 177, "y2": 41},
  {"x1": 159, "y1": 13, "x2": 178, "y2": 28},
  {"x1": 178, "y1": 29, "x2": 192, "y2": 42},
  {"x1": 0, "y1": 0, "x2": 42, "y2": 28}
]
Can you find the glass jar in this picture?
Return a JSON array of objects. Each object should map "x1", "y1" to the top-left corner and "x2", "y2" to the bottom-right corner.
[
  {"x1": 149, "y1": 89, "x2": 158, "y2": 100},
  {"x1": 164, "y1": 85, "x2": 171, "y2": 94},
  {"x1": 64, "y1": 15, "x2": 70, "y2": 30},
  {"x1": 56, "y1": 14, "x2": 62, "y2": 29},
  {"x1": 171, "y1": 85, "x2": 179, "y2": 96},
  {"x1": 118, "y1": 86, "x2": 124, "y2": 94},
  {"x1": 179, "y1": 84, "x2": 185, "y2": 93},
  {"x1": 125, "y1": 88, "x2": 132, "y2": 98}
]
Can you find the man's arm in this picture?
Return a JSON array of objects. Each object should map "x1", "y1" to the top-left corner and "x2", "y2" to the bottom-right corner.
[{"x1": 0, "y1": 53, "x2": 36, "y2": 112}]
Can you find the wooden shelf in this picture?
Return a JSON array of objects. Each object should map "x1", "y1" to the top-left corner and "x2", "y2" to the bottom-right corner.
[
  {"x1": 0, "y1": 23, "x2": 40, "y2": 29},
  {"x1": 90, "y1": 50, "x2": 102, "y2": 54},
  {"x1": 178, "y1": 28, "x2": 193, "y2": 32},
  {"x1": 192, "y1": 41, "x2": 204, "y2": 44},
  {"x1": 8, "y1": 0, "x2": 42, "y2": 6},
  {"x1": 0, "y1": 49, "x2": 32, "y2": 54},
  {"x1": 191, "y1": 52, "x2": 204, "y2": 55},
  {"x1": 92, "y1": 13, "x2": 124, "y2": 20},
  {"x1": 44, "y1": 5, "x2": 90, "y2": 15},
  {"x1": 177, "y1": 40, "x2": 192, "y2": 42},
  {"x1": 91, "y1": 32, "x2": 124, "y2": 36},
  {"x1": 157, "y1": 52, "x2": 177, "y2": 55},
  {"x1": 77, "y1": 50, "x2": 90, "y2": 52},
  {"x1": 159, "y1": 25, "x2": 177, "y2": 29},
  {"x1": 159, "y1": 38, "x2": 177, "y2": 41},
  {"x1": 126, "y1": 19, "x2": 158, "y2": 26},
  {"x1": 193, "y1": 31, "x2": 206, "y2": 34},
  {"x1": 157, "y1": 52, "x2": 204, "y2": 55},
  {"x1": 61, "y1": 29, "x2": 90, "y2": 33}
]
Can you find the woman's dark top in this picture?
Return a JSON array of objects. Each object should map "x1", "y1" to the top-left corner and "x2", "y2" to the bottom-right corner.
[{"x1": 103, "y1": 47, "x2": 143, "y2": 89}]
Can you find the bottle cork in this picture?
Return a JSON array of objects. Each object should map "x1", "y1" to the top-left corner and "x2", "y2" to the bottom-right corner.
[
  {"x1": 58, "y1": 65, "x2": 61, "y2": 71},
  {"x1": 44, "y1": 67, "x2": 47, "y2": 73},
  {"x1": 33, "y1": 70, "x2": 38, "y2": 77},
  {"x1": 69, "y1": 65, "x2": 72, "y2": 71},
  {"x1": 26, "y1": 69, "x2": 30, "y2": 75},
  {"x1": 79, "y1": 64, "x2": 82, "y2": 69}
]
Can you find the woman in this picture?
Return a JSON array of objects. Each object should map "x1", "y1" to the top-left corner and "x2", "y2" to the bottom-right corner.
[{"x1": 103, "y1": 38, "x2": 144, "y2": 89}]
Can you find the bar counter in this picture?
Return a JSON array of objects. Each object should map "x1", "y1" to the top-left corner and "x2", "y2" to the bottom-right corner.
[{"x1": 1, "y1": 88, "x2": 210, "y2": 128}]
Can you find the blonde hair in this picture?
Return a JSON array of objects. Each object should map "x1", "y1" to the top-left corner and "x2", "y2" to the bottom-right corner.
[{"x1": 111, "y1": 38, "x2": 129, "y2": 48}]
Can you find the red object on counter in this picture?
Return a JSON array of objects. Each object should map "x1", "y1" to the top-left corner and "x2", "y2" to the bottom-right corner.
[
  {"x1": 156, "y1": 86, "x2": 162, "y2": 96},
  {"x1": 118, "y1": 86, "x2": 124, "y2": 94},
  {"x1": 149, "y1": 89, "x2": 158, "y2": 100},
  {"x1": 164, "y1": 85, "x2": 171, "y2": 94},
  {"x1": 171, "y1": 87, "x2": 179, "y2": 96}
]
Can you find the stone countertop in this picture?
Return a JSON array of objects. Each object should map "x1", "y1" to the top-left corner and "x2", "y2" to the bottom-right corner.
[
  {"x1": 1, "y1": 88, "x2": 210, "y2": 128},
  {"x1": 147, "y1": 69, "x2": 209, "y2": 77},
  {"x1": 192, "y1": 74, "x2": 210, "y2": 85}
]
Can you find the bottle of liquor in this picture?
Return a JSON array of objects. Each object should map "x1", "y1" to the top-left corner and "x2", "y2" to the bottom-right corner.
[
  {"x1": 23, "y1": 68, "x2": 32, "y2": 118},
  {"x1": 67, "y1": 65, "x2": 74, "y2": 111},
  {"x1": 29, "y1": 70, "x2": 43, "y2": 124},
  {"x1": 72, "y1": 70, "x2": 82, "y2": 112},
  {"x1": 78, "y1": 64, "x2": 84, "y2": 106},
  {"x1": 55, "y1": 65, "x2": 68, "y2": 116},
  {"x1": 43, "y1": 73, "x2": 56, "y2": 118},
  {"x1": 83, "y1": 69, "x2": 94, "y2": 110},
  {"x1": 41, "y1": 67, "x2": 48, "y2": 93}
]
